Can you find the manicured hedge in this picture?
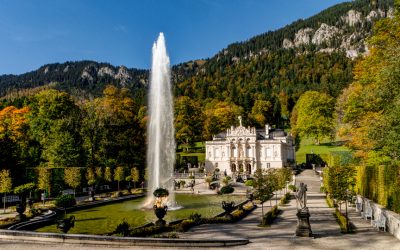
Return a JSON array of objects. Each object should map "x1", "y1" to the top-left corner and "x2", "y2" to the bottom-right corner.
[
  {"x1": 356, "y1": 164, "x2": 400, "y2": 213},
  {"x1": 279, "y1": 193, "x2": 291, "y2": 205}
]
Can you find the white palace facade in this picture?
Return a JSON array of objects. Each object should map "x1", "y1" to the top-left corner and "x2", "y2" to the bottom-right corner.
[{"x1": 205, "y1": 117, "x2": 295, "y2": 176}]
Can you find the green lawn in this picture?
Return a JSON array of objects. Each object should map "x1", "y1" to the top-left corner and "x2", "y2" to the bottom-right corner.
[
  {"x1": 177, "y1": 152, "x2": 205, "y2": 162},
  {"x1": 177, "y1": 141, "x2": 205, "y2": 162},
  {"x1": 296, "y1": 138, "x2": 350, "y2": 164},
  {"x1": 36, "y1": 194, "x2": 244, "y2": 235}
]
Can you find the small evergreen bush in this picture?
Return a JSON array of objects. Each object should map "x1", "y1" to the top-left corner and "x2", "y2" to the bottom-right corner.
[
  {"x1": 55, "y1": 194, "x2": 76, "y2": 208},
  {"x1": 220, "y1": 185, "x2": 234, "y2": 194}
]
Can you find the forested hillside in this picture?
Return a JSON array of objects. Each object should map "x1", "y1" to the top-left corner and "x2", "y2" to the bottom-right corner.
[{"x1": 0, "y1": 0, "x2": 394, "y2": 143}]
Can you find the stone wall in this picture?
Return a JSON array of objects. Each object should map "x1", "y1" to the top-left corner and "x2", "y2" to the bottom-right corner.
[{"x1": 356, "y1": 195, "x2": 400, "y2": 240}]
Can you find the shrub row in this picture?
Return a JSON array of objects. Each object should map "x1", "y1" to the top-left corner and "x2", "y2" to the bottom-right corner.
[
  {"x1": 325, "y1": 195, "x2": 335, "y2": 208},
  {"x1": 333, "y1": 208, "x2": 353, "y2": 233},
  {"x1": 261, "y1": 205, "x2": 279, "y2": 226},
  {"x1": 279, "y1": 193, "x2": 291, "y2": 205}
]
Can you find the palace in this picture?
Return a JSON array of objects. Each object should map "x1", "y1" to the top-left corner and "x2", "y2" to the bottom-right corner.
[{"x1": 204, "y1": 117, "x2": 295, "y2": 176}]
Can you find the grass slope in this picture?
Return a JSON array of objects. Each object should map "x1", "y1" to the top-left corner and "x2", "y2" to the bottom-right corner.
[{"x1": 296, "y1": 138, "x2": 350, "y2": 164}]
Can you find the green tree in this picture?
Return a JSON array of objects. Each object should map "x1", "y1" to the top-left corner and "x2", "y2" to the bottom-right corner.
[
  {"x1": 276, "y1": 168, "x2": 292, "y2": 191},
  {"x1": 323, "y1": 163, "x2": 355, "y2": 230},
  {"x1": 250, "y1": 99, "x2": 272, "y2": 127},
  {"x1": 29, "y1": 90, "x2": 85, "y2": 169},
  {"x1": 291, "y1": 91, "x2": 335, "y2": 144},
  {"x1": 203, "y1": 101, "x2": 243, "y2": 139},
  {"x1": 130, "y1": 167, "x2": 139, "y2": 188},
  {"x1": 86, "y1": 168, "x2": 96, "y2": 187},
  {"x1": 0, "y1": 169, "x2": 12, "y2": 212},
  {"x1": 175, "y1": 96, "x2": 202, "y2": 149},
  {"x1": 37, "y1": 167, "x2": 51, "y2": 197},
  {"x1": 95, "y1": 167, "x2": 103, "y2": 184},
  {"x1": 114, "y1": 166, "x2": 125, "y2": 192},
  {"x1": 252, "y1": 169, "x2": 274, "y2": 217},
  {"x1": 104, "y1": 167, "x2": 112, "y2": 183},
  {"x1": 64, "y1": 168, "x2": 81, "y2": 196}
]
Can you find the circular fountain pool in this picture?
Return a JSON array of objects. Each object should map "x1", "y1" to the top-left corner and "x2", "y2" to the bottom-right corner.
[{"x1": 35, "y1": 194, "x2": 245, "y2": 235}]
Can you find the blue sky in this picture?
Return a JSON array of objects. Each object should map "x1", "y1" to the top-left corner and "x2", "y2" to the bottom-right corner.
[{"x1": 0, "y1": 0, "x2": 347, "y2": 75}]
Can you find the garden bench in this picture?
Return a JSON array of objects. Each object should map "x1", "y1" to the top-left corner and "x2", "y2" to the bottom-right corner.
[
  {"x1": 62, "y1": 189, "x2": 74, "y2": 195},
  {"x1": 2, "y1": 195, "x2": 20, "y2": 203},
  {"x1": 372, "y1": 214, "x2": 386, "y2": 232},
  {"x1": 361, "y1": 206, "x2": 373, "y2": 222}
]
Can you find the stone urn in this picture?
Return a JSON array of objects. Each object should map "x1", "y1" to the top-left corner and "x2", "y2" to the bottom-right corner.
[
  {"x1": 57, "y1": 215, "x2": 76, "y2": 233},
  {"x1": 222, "y1": 201, "x2": 235, "y2": 219},
  {"x1": 153, "y1": 187, "x2": 169, "y2": 227},
  {"x1": 154, "y1": 205, "x2": 168, "y2": 227},
  {"x1": 15, "y1": 203, "x2": 26, "y2": 221}
]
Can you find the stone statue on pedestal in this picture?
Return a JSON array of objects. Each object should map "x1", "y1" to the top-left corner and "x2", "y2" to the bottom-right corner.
[{"x1": 295, "y1": 182, "x2": 313, "y2": 237}]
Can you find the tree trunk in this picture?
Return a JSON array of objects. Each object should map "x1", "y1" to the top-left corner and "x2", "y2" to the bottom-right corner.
[
  {"x1": 118, "y1": 181, "x2": 120, "y2": 192},
  {"x1": 261, "y1": 202, "x2": 264, "y2": 217},
  {"x1": 345, "y1": 200, "x2": 349, "y2": 232},
  {"x1": 3, "y1": 193, "x2": 6, "y2": 213}
]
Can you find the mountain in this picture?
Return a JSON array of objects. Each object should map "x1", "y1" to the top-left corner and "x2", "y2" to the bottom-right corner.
[
  {"x1": 175, "y1": 0, "x2": 394, "y2": 122},
  {"x1": 0, "y1": 0, "x2": 394, "y2": 116}
]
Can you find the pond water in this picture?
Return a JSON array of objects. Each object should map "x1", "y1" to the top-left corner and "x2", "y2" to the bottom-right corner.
[{"x1": 36, "y1": 194, "x2": 245, "y2": 235}]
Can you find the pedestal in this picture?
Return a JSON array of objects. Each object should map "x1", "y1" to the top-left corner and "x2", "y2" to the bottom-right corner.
[
  {"x1": 155, "y1": 219, "x2": 166, "y2": 227},
  {"x1": 296, "y1": 207, "x2": 313, "y2": 237}
]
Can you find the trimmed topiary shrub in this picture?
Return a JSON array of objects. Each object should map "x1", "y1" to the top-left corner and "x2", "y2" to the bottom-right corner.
[
  {"x1": 55, "y1": 194, "x2": 76, "y2": 208},
  {"x1": 188, "y1": 212, "x2": 202, "y2": 223},
  {"x1": 153, "y1": 187, "x2": 169, "y2": 197},
  {"x1": 114, "y1": 220, "x2": 131, "y2": 236},
  {"x1": 220, "y1": 185, "x2": 234, "y2": 194}
]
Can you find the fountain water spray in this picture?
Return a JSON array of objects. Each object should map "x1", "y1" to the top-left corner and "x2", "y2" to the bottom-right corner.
[{"x1": 144, "y1": 33, "x2": 179, "y2": 209}]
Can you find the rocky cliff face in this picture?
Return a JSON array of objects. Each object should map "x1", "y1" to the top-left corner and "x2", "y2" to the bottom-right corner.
[
  {"x1": 282, "y1": 7, "x2": 393, "y2": 59},
  {"x1": 294, "y1": 28, "x2": 314, "y2": 47},
  {"x1": 312, "y1": 23, "x2": 341, "y2": 46}
]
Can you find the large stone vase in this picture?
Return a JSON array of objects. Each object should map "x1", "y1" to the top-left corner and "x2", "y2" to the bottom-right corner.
[
  {"x1": 154, "y1": 205, "x2": 168, "y2": 227},
  {"x1": 15, "y1": 203, "x2": 26, "y2": 221},
  {"x1": 222, "y1": 201, "x2": 235, "y2": 219}
]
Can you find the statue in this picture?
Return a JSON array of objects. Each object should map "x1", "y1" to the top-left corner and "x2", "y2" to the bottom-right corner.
[
  {"x1": 295, "y1": 182, "x2": 313, "y2": 237},
  {"x1": 238, "y1": 116, "x2": 242, "y2": 127},
  {"x1": 296, "y1": 182, "x2": 307, "y2": 209}
]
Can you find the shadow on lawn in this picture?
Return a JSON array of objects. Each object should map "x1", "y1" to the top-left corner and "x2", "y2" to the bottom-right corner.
[{"x1": 75, "y1": 217, "x2": 107, "y2": 222}]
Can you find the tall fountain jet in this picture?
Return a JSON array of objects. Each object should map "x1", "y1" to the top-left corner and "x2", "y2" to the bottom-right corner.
[{"x1": 146, "y1": 33, "x2": 176, "y2": 207}]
